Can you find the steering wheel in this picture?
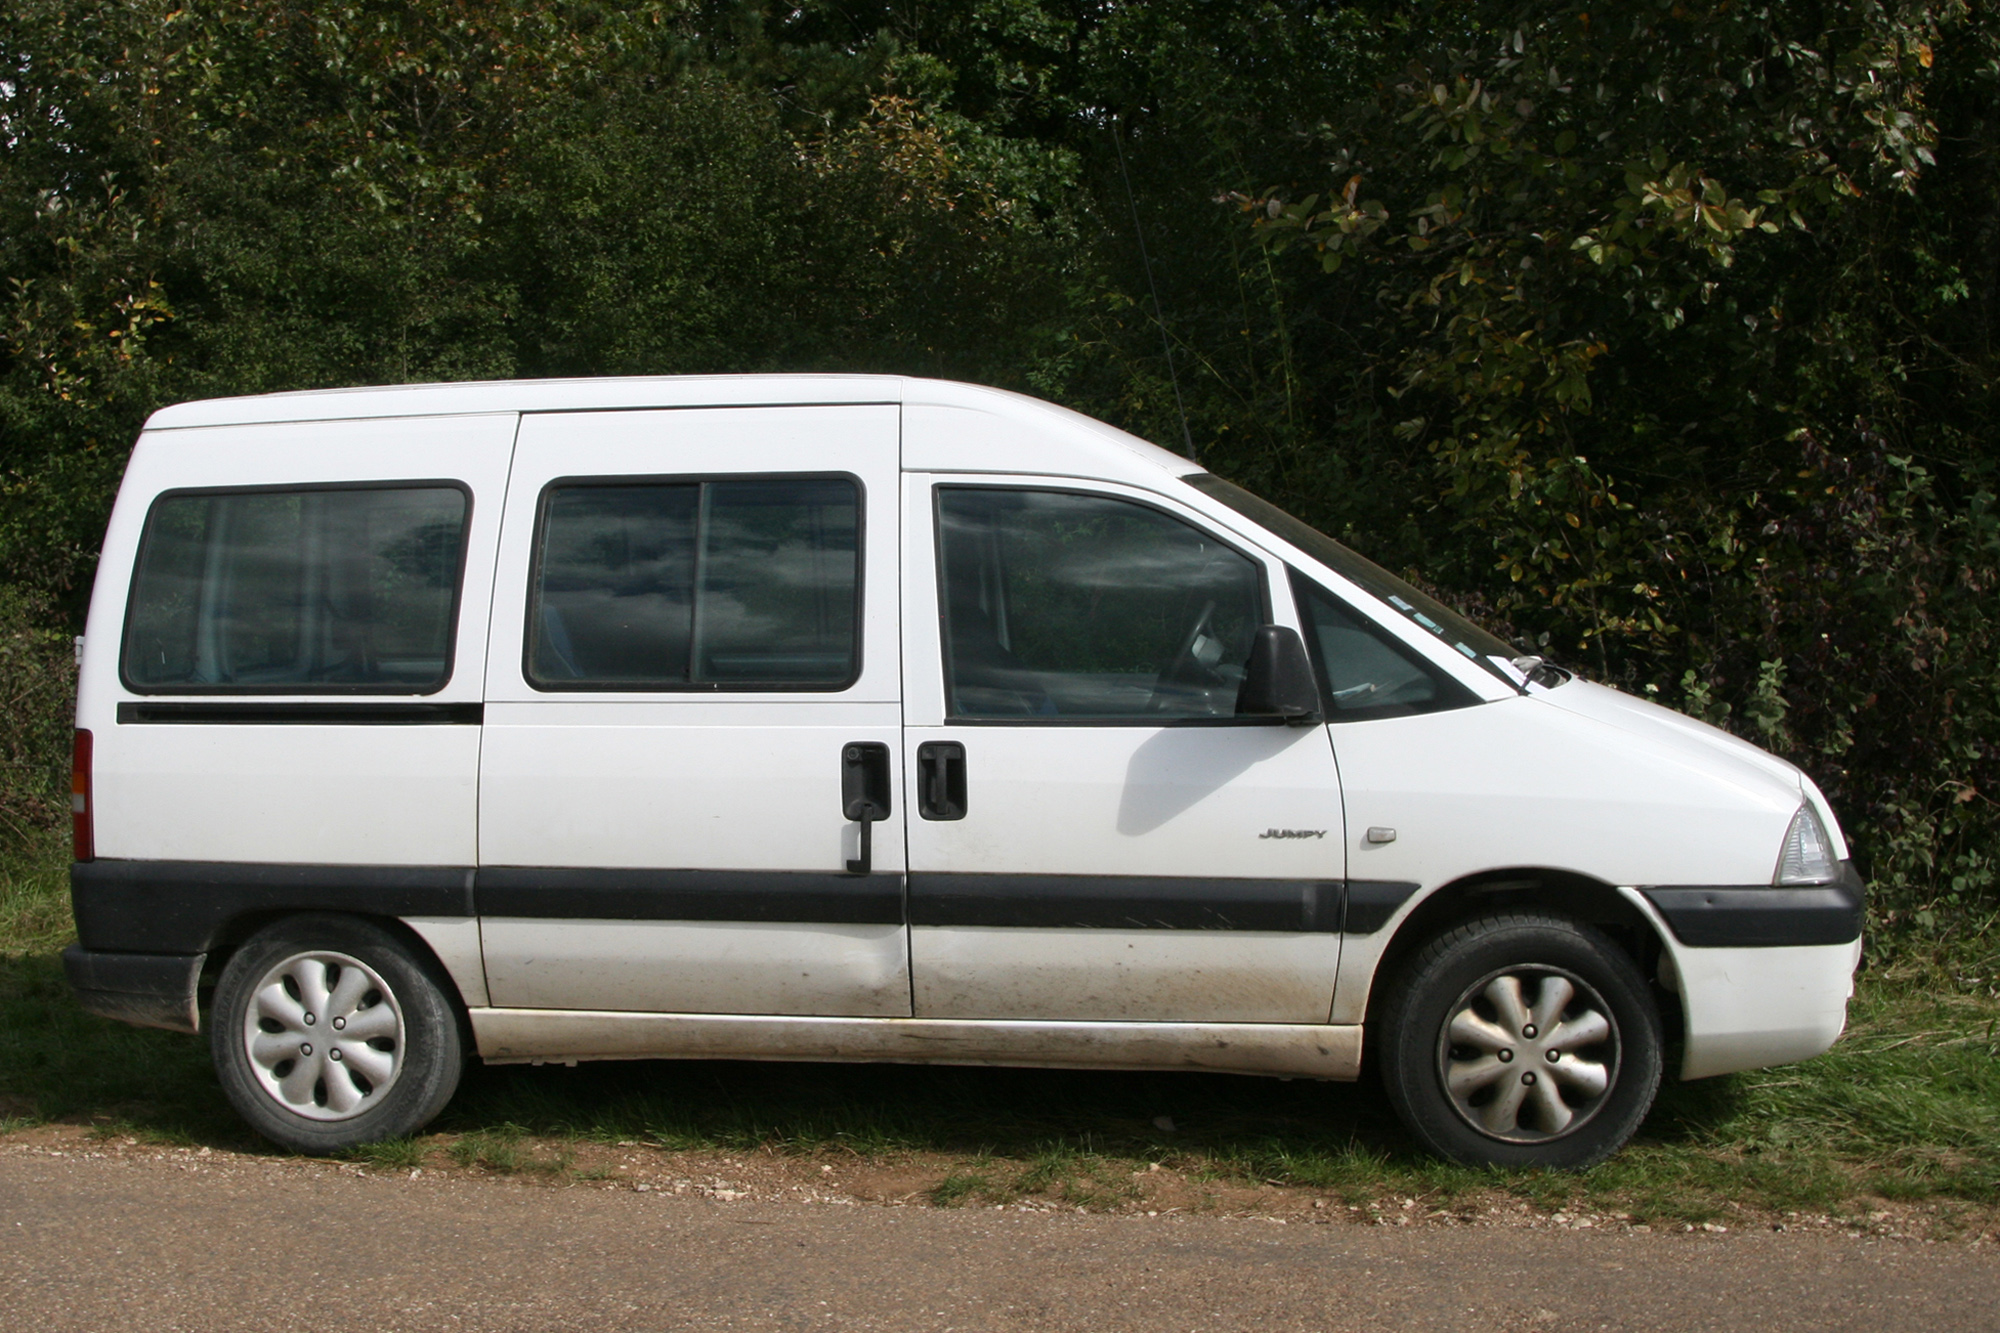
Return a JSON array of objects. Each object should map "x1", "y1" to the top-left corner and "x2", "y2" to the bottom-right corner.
[{"x1": 1147, "y1": 600, "x2": 1220, "y2": 713}]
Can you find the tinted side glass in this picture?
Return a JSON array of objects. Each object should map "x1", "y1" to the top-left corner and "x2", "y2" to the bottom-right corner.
[
  {"x1": 123, "y1": 486, "x2": 468, "y2": 693},
  {"x1": 531, "y1": 484, "x2": 699, "y2": 685},
  {"x1": 529, "y1": 477, "x2": 859, "y2": 690},
  {"x1": 938, "y1": 487, "x2": 1263, "y2": 720},
  {"x1": 1291, "y1": 570, "x2": 1478, "y2": 721},
  {"x1": 1184, "y1": 473, "x2": 1522, "y2": 689},
  {"x1": 696, "y1": 480, "x2": 859, "y2": 684}
]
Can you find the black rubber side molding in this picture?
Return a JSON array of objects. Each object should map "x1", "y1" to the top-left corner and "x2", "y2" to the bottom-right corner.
[
  {"x1": 478, "y1": 867, "x2": 904, "y2": 926},
  {"x1": 117, "y1": 701, "x2": 483, "y2": 725},
  {"x1": 1343, "y1": 880, "x2": 1422, "y2": 935},
  {"x1": 1639, "y1": 861, "x2": 1865, "y2": 948},
  {"x1": 62, "y1": 946, "x2": 204, "y2": 1034},
  {"x1": 71, "y1": 861, "x2": 477, "y2": 954},
  {"x1": 909, "y1": 873, "x2": 1346, "y2": 932},
  {"x1": 71, "y1": 859, "x2": 1423, "y2": 950}
]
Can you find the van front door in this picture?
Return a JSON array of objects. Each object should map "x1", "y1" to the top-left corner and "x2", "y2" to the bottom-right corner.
[
  {"x1": 900, "y1": 477, "x2": 1346, "y2": 1024},
  {"x1": 477, "y1": 406, "x2": 908, "y2": 1017}
]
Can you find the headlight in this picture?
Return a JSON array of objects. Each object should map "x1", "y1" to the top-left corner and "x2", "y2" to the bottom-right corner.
[{"x1": 1774, "y1": 804, "x2": 1839, "y2": 885}]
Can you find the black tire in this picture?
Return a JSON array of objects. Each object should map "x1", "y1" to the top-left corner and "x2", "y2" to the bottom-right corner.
[
  {"x1": 210, "y1": 915, "x2": 465, "y2": 1154},
  {"x1": 1377, "y1": 911, "x2": 1662, "y2": 1169}
]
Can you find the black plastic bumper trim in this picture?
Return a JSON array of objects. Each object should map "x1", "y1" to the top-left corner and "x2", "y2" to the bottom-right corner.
[
  {"x1": 1343, "y1": 879, "x2": 1423, "y2": 935},
  {"x1": 908, "y1": 873, "x2": 1345, "y2": 932},
  {"x1": 62, "y1": 945, "x2": 204, "y2": 1034},
  {"x1": 477, "y1": 867, "x2": 903, "y2": 926},
  {"x1": 71, "y1": 860, "x2": 476, "y2": 955},
  {"x1": 1639, "y1": 862, "x2": 1865, "y2": 948},
  {"x1": 117, "y1": 701, "x2": 483, "y2": 725}
]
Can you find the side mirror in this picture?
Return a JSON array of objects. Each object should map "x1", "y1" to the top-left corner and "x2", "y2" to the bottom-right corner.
[{"x1": 1235, "y1": 625, "x2": 1322, "y2": 725}]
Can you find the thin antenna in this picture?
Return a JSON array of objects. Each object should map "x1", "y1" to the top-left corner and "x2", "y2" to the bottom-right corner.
[{"x1": 1112, "y1": 115, "x2": 1197, "y2": 462}]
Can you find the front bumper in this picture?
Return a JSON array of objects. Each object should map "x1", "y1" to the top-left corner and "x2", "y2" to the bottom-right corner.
[
  {"x1": 1619, "y1": 865, "x2": 1866, "y2": 1081},
  {"x1": 1665, "y1": 935, "x2": 1863, "y2": 1080},
  {"x1": 62, "y1": 947, "x2": 203, "y2": 1034}
]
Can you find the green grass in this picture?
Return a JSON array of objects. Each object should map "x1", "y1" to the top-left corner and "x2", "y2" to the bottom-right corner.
[
  {"x1": 6, "y1": 839, "x2": 1997, "y2": 1222},
  {"x1": 0, "y1": 831, "x2": 73, "y2": 956},
  {"x1": 344, "y1": 1136, "x2": 430, "y2": 1171}
]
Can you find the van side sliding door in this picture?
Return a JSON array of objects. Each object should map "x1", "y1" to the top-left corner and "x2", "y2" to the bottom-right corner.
[{"x1": 477, "y1": 406, "x2": 909, "y2": 1018}]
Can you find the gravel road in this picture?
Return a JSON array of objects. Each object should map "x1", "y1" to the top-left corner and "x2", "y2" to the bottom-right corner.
[{"x1": 4, "y1": 1144, "x2": 1997, "y2": 1332}]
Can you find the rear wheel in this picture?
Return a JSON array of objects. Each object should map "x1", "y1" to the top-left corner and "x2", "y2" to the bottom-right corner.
[
  {"x1": 1378, "y1": 911, "x2": 1662, "y2": 1168},
  {"x1": 211, "y1": 915, "x2": 464, "y2": 1154}
]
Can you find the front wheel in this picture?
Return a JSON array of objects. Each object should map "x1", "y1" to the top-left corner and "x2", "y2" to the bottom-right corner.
[
  {"x1": 210, "y1": 915, "x2": 465, "y2": 1154},
  {"x1": 1377, "y1": 911, "x2": 1663, "y2": 1169}
]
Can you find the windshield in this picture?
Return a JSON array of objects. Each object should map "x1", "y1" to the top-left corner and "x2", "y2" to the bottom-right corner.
[{"x1": 1182, "y1": 473, "x2": 1523, "y2": 692}]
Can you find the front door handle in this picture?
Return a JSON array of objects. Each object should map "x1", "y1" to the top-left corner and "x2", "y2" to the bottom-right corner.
[
  {"x1": 841, "y1": 742, "x2": 891, "y2": 874},
  {"x1": 916, "y1": 741, "x2": 966, "y2": 820}
]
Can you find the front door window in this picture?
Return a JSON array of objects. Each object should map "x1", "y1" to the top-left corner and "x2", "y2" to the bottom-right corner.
[{"x1": 936, "y1": 487, "x2": 1263, "y2": 720}]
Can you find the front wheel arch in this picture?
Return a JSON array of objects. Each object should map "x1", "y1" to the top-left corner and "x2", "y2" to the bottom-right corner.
[{"x1": 1362, "y1": 869, "x2": 1682, "y2": 1054}]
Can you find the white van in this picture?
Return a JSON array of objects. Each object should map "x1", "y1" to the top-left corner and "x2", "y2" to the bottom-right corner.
[{"x1": 63, "y1": 376, "x2": 1862, "y2": 1167}]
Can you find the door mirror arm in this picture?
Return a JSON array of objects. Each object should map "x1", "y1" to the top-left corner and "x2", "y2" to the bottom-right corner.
[{"x1": 1235, "y1": 625, "x2": 1323, "y2": 726}]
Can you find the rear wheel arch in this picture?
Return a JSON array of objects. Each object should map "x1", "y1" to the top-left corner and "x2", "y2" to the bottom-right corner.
[{"x1": 202, "y1": 911, "x2": 473, "y2": 1027}]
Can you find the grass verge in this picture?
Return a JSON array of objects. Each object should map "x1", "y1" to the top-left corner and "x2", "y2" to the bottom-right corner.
[{"x1": 5, "y1": 840, "x2": 1996, "y2": 1225}]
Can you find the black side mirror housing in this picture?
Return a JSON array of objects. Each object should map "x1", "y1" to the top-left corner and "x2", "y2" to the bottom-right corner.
[{"x1": 1235, "y1": 625, "x2": 1322, "y2": 725}]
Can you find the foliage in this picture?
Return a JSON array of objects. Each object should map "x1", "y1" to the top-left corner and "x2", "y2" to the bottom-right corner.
[
  {"x1": 1244, "y1": 1, "x2": 2000, "y2": 915},
  {"x1": 1, "y1": 0, "x2": 1997, "y2": 921},
  {"x1": 0, "y1": 587, "x2": 73, "y2": 838}
]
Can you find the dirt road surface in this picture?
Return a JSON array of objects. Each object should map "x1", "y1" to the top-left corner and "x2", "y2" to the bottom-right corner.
[{"x1": 4, "y1": 1145, "x2": 1997, "y2": 1333}]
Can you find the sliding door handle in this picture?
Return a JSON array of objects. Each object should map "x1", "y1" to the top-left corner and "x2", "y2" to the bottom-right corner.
[{"x1": 841, "y1": 742, "x2": 891, "y2": 874}]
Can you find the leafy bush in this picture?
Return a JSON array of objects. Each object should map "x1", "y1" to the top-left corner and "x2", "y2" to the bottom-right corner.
[{"x1": 0, "y1": 587, "x2": 73, "y2": 844}]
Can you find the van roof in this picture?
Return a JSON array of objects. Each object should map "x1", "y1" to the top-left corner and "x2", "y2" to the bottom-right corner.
[{"x1": 141, "y1": 374, "x2": 1202, "y2": 487}]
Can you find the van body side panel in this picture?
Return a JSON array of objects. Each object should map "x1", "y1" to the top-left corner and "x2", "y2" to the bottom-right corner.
[
  {"x1": 1324, "y1": 697, "x2": 1806, "y2": 1025},
  {"x1": 83, "y1": 414, "x2": 515, "y2": 868},
  {"x1": 478, "y1": 921, "x2": 909, "y2": 1015},
  {"x1": 97, "y1": 726, "x2": 482, "y2": 864},
  {"x1": 475, "y1": 701, "x2": 900, "y2": 869},
  {"x1": 476, "y1": 406, "x2": 908, "y2": 1018},
  {"x1": 903, "y1": 724, "x2": 1347, "y2": 1023}
]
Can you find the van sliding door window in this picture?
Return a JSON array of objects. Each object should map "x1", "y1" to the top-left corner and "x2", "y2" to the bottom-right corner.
[
  {"x1": 527, "y1": 476, "x2": 859, "y2": 691},
  {"x1": 937, "y1": 487, "x2": 1263, "y2": 720},
  {"x1": 121, "y1": 485, "x2": 469, "y2": 694}
]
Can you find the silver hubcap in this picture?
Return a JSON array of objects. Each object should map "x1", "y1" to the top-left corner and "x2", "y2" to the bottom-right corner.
[
  {"x1": 241, "y1": 950, "x2": 405, "y2": 1121},
  {"x1": 1437, "y1": 967, "x2": 1618, "y2": 1143}
]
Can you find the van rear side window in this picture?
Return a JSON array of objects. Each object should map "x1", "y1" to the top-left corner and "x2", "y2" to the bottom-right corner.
[{"x1": 121, "y1": 484, "x2": 469, "y2": 694}]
